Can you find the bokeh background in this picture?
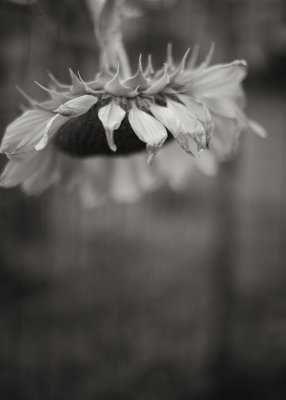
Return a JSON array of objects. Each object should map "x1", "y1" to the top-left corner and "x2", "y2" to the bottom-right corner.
[{"x1": 0, "y1": 0, "x2": 286, "y2": 399}]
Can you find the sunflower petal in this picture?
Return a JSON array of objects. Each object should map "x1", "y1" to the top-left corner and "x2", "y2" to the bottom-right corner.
[
  {"x1": 98, "y1": 102, "x2": 126, "y2": 151},
  {"x1": 0, "y1": 109, "x2": 52, "y2": 156},
  {"x1": 35, "y1": 114, "x2": 69, "y2": 151},
  {"x1": 166, "y1": 99, "x2": 207, "y2": 152},
  {"x1": 104, "y1": 64, "x2": 134, "y2": 96},
  {"x1": 190, "y1": 60, "x2": 247, "y2": 96},
  {"x1": 54, "y1": 95, "x2": 98, "y2": 117},
  {"x1": 149, "y1": 103, "x2": 181, "y2": 136},
  {"x1": 144, "y1": 64, "x2": 170, "y2": 95},
  {"x1": 128, "y1": 104, "x2": 167, "y2": 161},
  {"x1": 122, "y1": 54, "x2": 149, "y2": 91}
]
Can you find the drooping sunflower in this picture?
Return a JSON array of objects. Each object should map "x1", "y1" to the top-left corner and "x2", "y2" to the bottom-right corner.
[{"x1": 0, "y1": 45, "x2": 265, "y2": 205}]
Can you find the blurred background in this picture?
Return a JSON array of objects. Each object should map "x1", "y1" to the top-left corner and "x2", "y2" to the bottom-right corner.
[{"x1": 0, "y1": 0, "x2": 286, "y2": 399}]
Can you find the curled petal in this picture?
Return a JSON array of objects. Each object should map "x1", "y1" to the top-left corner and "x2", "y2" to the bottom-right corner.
[
  {"x1": 98, "y1": 102, "x2": 126, "y2": 151},
  {"x1": 128, "y1": 104, "x2": 167, "y2": 161},
  {"x1": 35, "y1": 114, "x2": 69, "y2": 151},
  {"x1": 55, "y1": 95, "x2": 98, "y2": 117}
]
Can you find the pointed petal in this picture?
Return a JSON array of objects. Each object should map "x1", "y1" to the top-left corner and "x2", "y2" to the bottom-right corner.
[
  {"x1": 34, "y1": 81, "x2": 68, "y2": 103},
  {"x1": 104, "y1": 64, "x2": 134, "y2": 96},
  {"x1": 16, "y1": 86, "x2": 39, "y2": 108},
  {"x1": 98, "y1": 102, "x2": 126, "y2": 151},
  {"x1": 169, "y1": 48, "x2": 190, "y2": 83},
  {"x1": 187, "y1": 44, "x2": 200, "y2": 70},
  {"x1": 166, "y1": 43, "x2": 175, "y2": 70},
  {"x1": 122, "y1": 54, "x2": 149, "y2": 91},
  {"x1": 54, "y1": 95, "x2": 98, "y2": 117},
  {"x1": 196, "y1": 42, "x2": 215, "y2": 70},
  {"x1": 144, "y1": 54, "x2": 154, "y2": 77},
  {"x1": 144, "y1": 64, "x2": 170, "y2": 95},
  {"x1": 128, "y1": 104, "x2": 167, "y2": 160},
  {"x1": 47, "y1": 72, "x2": 70, "y2": 91},
  {"x1": 69, "y1": 68, "x2": 86, "y2": 94},
  {"x1": 77, "y1": 72, "x2": 103, "y2": 94}
]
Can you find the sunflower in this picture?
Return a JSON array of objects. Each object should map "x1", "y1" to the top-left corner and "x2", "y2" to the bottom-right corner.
[{"x1": 0, "y1": 45, "x2": 265, "y2": 205}]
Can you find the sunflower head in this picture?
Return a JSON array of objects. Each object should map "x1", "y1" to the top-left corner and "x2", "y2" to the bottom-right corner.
[{"x1": 0, "y1": 44, "x2": 266, "y2": 201}]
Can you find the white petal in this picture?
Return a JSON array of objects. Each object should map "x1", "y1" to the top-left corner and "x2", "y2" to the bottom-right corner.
[
  {"x1": 178, "y1": 95, "x2": 214, "y2": 144},
  {"x1": 0, "y1": 109, "x2": 52, "y2": 155},
  {"x1": 54, "y1": 95, "x2": 98, "y2": 117},
  {"x1": 144, "y1": 65, "x2": 170, "y2": 95},
  {"x1": 149, "y1": 104, "x2": 181, "y2": 136},
  {"x1": 128, "y1": 105, "x2": 167, "y2": 160},
  {"x1": 203, "y1": 96, "x2": 237, "y2": 119},
  {"x1": 35, "y1": 114, "x2": 69, "y2": 151},
  {"x1": 190, "y1": 60, "x2": 247, "y2": 97},
  {"x1": 98, "y1": 102, "x2": 126, "y2": 151},
  {"x1": 166, "y1": 99, "x2": 206, "y2": 153}
]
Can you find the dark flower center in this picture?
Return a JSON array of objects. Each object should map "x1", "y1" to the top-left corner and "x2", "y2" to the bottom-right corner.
[
  {"x1": 54, "y1": 96, "x2": 171, "y2": 158},
  {"x1": 54, "y1": 103, "x2": 146, "y2": 157}
]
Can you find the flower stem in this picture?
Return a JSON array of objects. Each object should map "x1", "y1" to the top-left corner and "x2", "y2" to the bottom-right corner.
[{"x1": 85, "y1": 0, "x2": 131, "y2": 79}]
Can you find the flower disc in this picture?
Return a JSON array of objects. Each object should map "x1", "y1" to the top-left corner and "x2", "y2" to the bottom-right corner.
[{"x1": 54, "y1": 103, "x2": 146, "y2": 157}]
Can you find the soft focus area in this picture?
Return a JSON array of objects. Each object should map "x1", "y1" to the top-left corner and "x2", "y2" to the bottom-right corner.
[{"x1": 0, "y1": 1, "x2": 286, "y2": 399}]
